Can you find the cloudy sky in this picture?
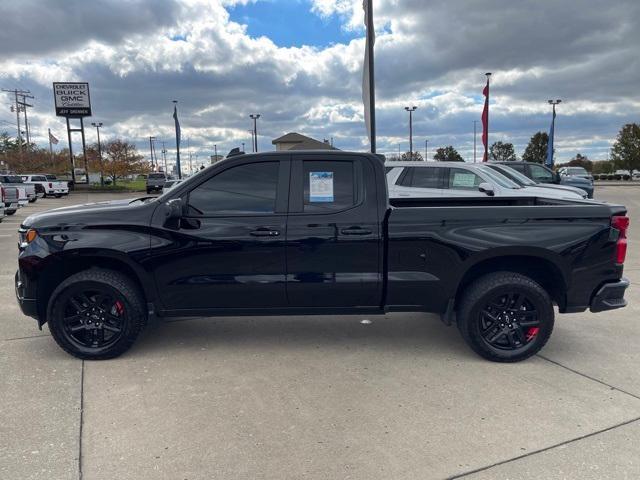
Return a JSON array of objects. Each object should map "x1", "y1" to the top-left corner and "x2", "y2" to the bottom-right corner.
[{"x1": 1, "y1": 0, "x2": 639, "y2": 170}]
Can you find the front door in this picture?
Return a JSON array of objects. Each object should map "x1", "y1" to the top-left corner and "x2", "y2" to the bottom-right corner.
[
  {"x1": 285, "y1": 155, "x2": 382, "y2": 308},
  {"x1": 152, "y1": 159, "x2": 289, "y2": 312}
]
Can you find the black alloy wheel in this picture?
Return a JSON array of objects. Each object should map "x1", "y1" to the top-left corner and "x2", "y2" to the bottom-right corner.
[
  {"x1": 60, "y1": 287, "x2": 126, "y2": 351},
  {"x1": 478, "y1": 292, "x2": 540, "y2": 352},
  {"x1": 48, "y1": 269, "x2": 146, "y2": 359},
  {"x1": 457, "y1": 272, "x2": 554, "y2": 362}
]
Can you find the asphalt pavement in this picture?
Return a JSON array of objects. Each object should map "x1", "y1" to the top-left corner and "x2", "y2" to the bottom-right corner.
[{"x1": 1, "y1": 187, "x2": 639, "y2": 480}]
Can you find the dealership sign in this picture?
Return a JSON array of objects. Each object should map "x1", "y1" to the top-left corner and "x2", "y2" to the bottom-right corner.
[{"x1": 53, "y1": 82, "x2": 91, "y2": 117}]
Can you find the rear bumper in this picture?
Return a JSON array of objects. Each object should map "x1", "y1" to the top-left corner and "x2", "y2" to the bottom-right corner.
[{"x1": 590, "y1": 278, "x2": 629, "y2": 313}]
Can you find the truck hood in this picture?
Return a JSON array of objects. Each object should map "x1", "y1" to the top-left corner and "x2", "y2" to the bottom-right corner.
[
  {"x1": 517, "y1": 186, "x2": 583, "y2": 199},
  {"x1": 22, "y1": 197, "x2": 155, "y2": 229}
]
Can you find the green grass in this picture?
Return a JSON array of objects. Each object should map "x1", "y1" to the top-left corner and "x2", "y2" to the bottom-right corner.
[{"x1": 86, "y1": 179, "x2": 146, "y2": 192}]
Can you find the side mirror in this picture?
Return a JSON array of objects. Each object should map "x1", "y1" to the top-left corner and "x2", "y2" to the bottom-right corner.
[
  {"x1": 165, "y1": 198, "x2": 184, "y2": 220},
  {"x1": 478, "y1": 182, "x2": 495, "y2": 196}
]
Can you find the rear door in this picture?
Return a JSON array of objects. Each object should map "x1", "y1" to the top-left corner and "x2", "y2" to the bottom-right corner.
[{"x1": 286, "y1": 154, "x2": 381, "y2": 308}]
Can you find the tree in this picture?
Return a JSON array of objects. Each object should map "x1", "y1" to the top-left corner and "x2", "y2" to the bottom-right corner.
[
  {"x1": 433, "y1": 146, "x2": 464, "y2": 162},
  {"x1": 400, "y1": 151, "x2": 423, "y2": 161},
  {"x1": 522, "y1": 132, "x2": 549, "y2": 163},
  {"x1": 610, "y1": 123, "x2": 640, "y2": 174},
  {"x1": 102, "y1": 139, "x2": 150, "y2": 185},
  {"x1": 490, "y1": 141, "x2": 517, "y2": 161},
  {"x1": 568, "y1": 153, "x2": 593, "y2": 171},
  {"x1": 592, "y1": 160, "x2": 615, "y2": 175}
]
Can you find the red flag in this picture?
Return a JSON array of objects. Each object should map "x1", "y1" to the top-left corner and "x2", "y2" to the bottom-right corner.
[{"x1": 481, "y1": 80, "x2": 489, "y2": 162}]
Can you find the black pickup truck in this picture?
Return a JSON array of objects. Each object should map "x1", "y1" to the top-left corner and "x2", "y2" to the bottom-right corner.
[{"x1": 15, "y1": 151, "x2": 630, "y2": 362}]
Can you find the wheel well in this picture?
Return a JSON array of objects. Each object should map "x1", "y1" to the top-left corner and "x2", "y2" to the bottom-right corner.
[
  {"x1": 37, "y1": 256, "x2": 148, "y2": 321},
  {"x1": 455, "y1": 256, "x2": 567, "y2": 310}
]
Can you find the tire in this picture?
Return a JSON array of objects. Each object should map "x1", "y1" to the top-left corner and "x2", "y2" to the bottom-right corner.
[
  {"x1": 457, "y1": 272, "x2": 554, "y2": 362},
  {"x1": 6, "y1": 210, "x2": 15, "y2": 215},
  {"x1": 55, "y1": 194, "x2": 62, "y2": 198},
  {"x1": 47, "y1": 268, "x2": 147, "y2": 360},
  {"x1": 146, "y1": 189, "x2": 151, "y2": 194}
]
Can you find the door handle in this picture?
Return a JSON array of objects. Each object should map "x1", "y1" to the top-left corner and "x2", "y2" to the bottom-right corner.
[
  {"x1": 250, "y1": 227, "x2": 280, "y2": 237},
  {"x1": 340, "y1": 227, "x2": 372, "y2": 236}
]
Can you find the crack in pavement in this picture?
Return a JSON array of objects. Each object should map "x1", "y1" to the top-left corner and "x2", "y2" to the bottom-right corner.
[
  {"x1": 448, "y1": 416, "x2": 640, "y2": 479},
  {"x1": 537, "y1": 354, "x2": 640, "y2": 401},
  {"x1": 3, "y1": 334, "x2": 49, "y2": 341}
]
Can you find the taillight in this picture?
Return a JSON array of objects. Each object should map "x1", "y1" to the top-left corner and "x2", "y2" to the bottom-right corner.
[{"x1": 612, "y1": 215, "x2": 629, "y2": 264}]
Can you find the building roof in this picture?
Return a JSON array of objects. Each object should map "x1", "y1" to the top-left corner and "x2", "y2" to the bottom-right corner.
[{"x1": 272, "y1": 132, "x2": 337, "y2": 150}]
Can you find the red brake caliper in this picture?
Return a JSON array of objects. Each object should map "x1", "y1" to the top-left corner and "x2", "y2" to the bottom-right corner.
[
  {"x1": 114, "y1": 301, "x2": 125, "y2": 316},
  {"x1": 526, "y1": 327, "x2": 540, "y2": 342}
]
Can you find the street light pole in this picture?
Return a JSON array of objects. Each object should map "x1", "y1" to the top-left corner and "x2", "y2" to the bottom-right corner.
[
  {"x1": 249, "y1": 114, "x2": 261, "y2": 152},
  {"x1": 404, "y1": 106, "x2": 417, "y2": 159},
  {"x1": 91, "y1": 122, "x2": 104, "y2": 186},
  {"x1": 424, "y1": 139, "x2": 428, "y2": 161}
]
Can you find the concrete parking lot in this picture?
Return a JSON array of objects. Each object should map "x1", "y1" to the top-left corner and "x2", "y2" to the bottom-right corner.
[{"x1": 2, "y1": 187, "x2": 639, "y2": 480}]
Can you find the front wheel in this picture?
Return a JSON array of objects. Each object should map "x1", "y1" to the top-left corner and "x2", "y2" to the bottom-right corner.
[
  {"x1": 457, "y1": 272, "x2": 554, "y2": 362},
  {"x1": 47, "y1": 269, "x2": 147, "y2": 359}
]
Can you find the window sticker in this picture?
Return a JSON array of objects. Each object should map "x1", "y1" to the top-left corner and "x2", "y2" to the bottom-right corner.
[
  {"x1": 452, "y1": 172, "x2": 477, "y2": 188},
  {"x1": 309, "y1": 171, "x2": 334, "y2": 202}
]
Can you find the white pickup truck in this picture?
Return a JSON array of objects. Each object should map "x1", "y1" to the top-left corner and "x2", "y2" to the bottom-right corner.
[{"x1": 22, "y1": 174, "x2": 69, "y2": 197}]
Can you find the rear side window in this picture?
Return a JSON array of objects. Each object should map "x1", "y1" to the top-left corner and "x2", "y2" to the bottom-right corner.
[
  {"x1": 302, "y1": 160, "x2": 356, "y2": 213},
  {"x1": 188, "y1": 162, "x2": 279, "y2": 216},
  {"x1": 45, "y1": 175, "x2": 57, "y2": 180},
  {"x1": 508, "y1": 163, "x2": 526, "y2": 174},
  {"x1": 529, "y1": 165, "x2": 554, "y2": 182},
  {"x1": 33, "y1": 176, "x2": 47, "y2": 181},
  {"x1": 399, "y1": 167, "x2": 444, "y2": 188},
  {"x1": 447, "y1": 168, "x2": 483, "y2": 190}
]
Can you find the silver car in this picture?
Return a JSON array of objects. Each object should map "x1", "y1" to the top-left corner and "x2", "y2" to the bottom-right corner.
[
  {"x1": 486, "y1": 164, "x2": 588, "y2": 199},
  {"x1": 386, "y1": 162, "x2": 585, "y2": 199}
]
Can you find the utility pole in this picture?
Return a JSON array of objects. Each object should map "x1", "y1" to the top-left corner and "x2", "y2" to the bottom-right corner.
[
  {"x1": 424, "y1": 139, "x2": 428, "y2": 161},
  {"x1": 17, "y1": 93, "x2": 34, "y2": 150},
  {"x1": 213, "y1": 144, "x2": 218, "y2": 162},
  {"x1": 161, "y1": 141, "x2": 168, "y2": 173},
  {"x1": 149, "y1": 136, "x2": 156, "y2": 170},
  {"x1": 249, "y1": 114, "x2": 260, "y2": 152},
  {"x1": 473, "y1": 120, "x2": 478, "y2": 163},
  {"x1": 2, "y1": 88, "x2": 31, "y2": 157},
  {"x1": 91, "y1": 122, "x2": 104, "y2": 186},
  {"x1": 404, "y1": 106, "x2": 417, "y2": 159}
]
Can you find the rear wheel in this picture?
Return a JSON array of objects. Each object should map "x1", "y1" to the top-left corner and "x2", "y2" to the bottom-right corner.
[
  {"x1": 47, "y1": 269, "x2": 146, "y2": 360},
  {"x1": 457, "y1": 272, "x2": 554, "y2": 362},
  {"x1": 6, "y1": 210, "x2": 15, "y2": 215}
]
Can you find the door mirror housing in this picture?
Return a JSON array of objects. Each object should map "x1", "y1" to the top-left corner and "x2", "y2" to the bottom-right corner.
[
  {"x1": 165, "y1": 198, "x2": 184, "y2": 220},
  {"x1": 478, "y1": 182, "x2": 495, "y2": 196}
]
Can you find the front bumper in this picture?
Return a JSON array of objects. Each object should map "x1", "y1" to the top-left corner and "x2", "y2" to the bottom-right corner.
[
  {"x1": 15, "y1": 269, "x2": 39, "y2": 321},
  {"x1": 590, "y1": 278, "x2": 629, "y2": 313}
]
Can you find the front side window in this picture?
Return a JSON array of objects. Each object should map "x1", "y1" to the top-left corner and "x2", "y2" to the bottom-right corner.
[
  {"x1": 447, "y1": 168, "x2": 483, "y2": 190},
  {"x1": 530, "y1": 165, "x2": 554, "y2": 182},
  {"x1": 188, "y1": 162, "x2": 279, "y2": 216},
  {"x1": 303, "y1": 160, "x2": 355, "y2": 213}
]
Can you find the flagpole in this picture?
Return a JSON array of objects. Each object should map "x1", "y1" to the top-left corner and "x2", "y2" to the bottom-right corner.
[
  {"x1": 173, "y1": 100, "x2": 182, "y2": 179},
  {"x1": 483, "y1": 72, "x2": 491, "y2": 162},
  {"x1": 365, "y1": 0, "x2": 376, "y2": 153},
  {"x1": 48, "y1": 128, "x2": 53, "y2": 163}
]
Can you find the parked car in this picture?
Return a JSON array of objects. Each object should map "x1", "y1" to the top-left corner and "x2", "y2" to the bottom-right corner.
[
  {"x1": 486, "y1": 164, "x2": 588, "y2": 199},
  {"x1": 0, "y1": 174, "x2": 36, "y2": 204},
  {"x1": 558, "y1": 166, "x2": 594, "y2": 182},
  {"x1": 162, "y1": 179, "x2": 183, "y2": 193},
  {"x1": 0, "y1": 190, "x2": 5, "y2": 221},
  {"x1": 146, "y1": 173, "x2": 167, "y2": 194},
  {"x1": 17, "y1": 151, "x2": 629, "y2": 363},
  {"x1": 0, "y1": 183, "x2": 20, "y2": 215},
  {"x1": 492, "y1": 161, "x2": 594, "y2": 198},
  {"x1": 22, "y1": 174, "x2": 69, "y2": 197},
  {"x1": 386, "y1": 162, "x2": 584, "y2": 199}
]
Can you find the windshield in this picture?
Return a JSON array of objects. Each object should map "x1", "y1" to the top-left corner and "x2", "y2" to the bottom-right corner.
[
  {"x1": 567, "y1": 167, "x2": 588, "y2": 175},
  {"x1": 489, "y1": 165, "x2": 536, "y2": 186},
  {"x1": 7, "y1": 175, "x2": 23, "y2": 183},
  {"x1": 148, "y1": 173, "x2": 165, "y2": 179},
  {"x1": 476, "y1": 166, "x2": 521, "y2": 189}
]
